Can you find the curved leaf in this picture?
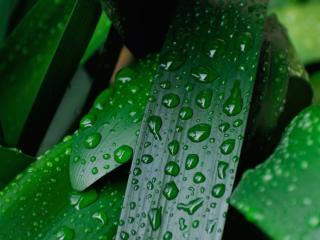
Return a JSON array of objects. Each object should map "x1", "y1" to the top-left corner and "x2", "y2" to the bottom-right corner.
[
  {"x1": 0, "y1": 146, "x2": 34, "y2": 189},
  {"x1": 231, "y1": 106, "x2": 320, "y2": 240},
  {"x1": 0, "y1": 0, "x2": 100, "y2": 149},
  {"x1": 0, "y1": 135, "x2": 126, "y2": 240}
]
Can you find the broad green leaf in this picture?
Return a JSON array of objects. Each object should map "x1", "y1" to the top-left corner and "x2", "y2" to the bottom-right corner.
[
  {"x1": 70, "y1": 55, "x2": 159, "y2": 190},
  {"x1": 0, "y1": 0, "x2": 18, "y2": 41},
  {"x1": 230, "y1": 106, "x2": 320, "y2": 240},
  {"x1": 0, "y1": 0, "x2": 100, "y2": 146},
  {"x1": 116, "y1": 0, "x2": 268, "y2": 239},
  {"x1": 269, "y1": 0, "x2": 320, "y2": 64},
  {"x1": 0, "y1": 134, "x2": 126, "y2": 240},
  {"x1": 81, "y1": 12, "x2": 112, "y2": 64},
  {"x1": 0, "y1": 146, "x2": 34, "y2": 189}
]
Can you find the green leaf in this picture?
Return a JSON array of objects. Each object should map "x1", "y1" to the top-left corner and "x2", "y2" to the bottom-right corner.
[
  {"x1": 269, "y1": 0, "x2": 320, "y2": 64},
  {"x1": 310, "y1": 71, "x2": 320, "y2": 105},
  {"x1": 0, "y1": 135, "x2": 126, "y2": 240},
  {"x1": 70, "y1": 55, "x2": 159, "y2": 190},
  {"x1": 0, "y1": 146, "x2": 34, "y2": 189},
  {"x1": 0, "y1": 0, "x2": 18, "y2": 41},
  {"x1": 116, "y1": 0, "x2": 268, "y2": 239},
  {"x1": 81, "y1": 12, "x2": 112, "y2": 64},
  {"x1": 230, "y1": 106, "x2": 320, "y2": 240},
  {"x1": 0, "y1": 0, "x2": 100, "y2": 146}
]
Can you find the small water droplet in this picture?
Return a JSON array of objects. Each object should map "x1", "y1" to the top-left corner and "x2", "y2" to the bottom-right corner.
[
  {"x1": 83, "y1": 132, "x2": 102, "y2": 149},
  {"x1": 148, "y1": 207, "x2": 162, "y2": 231},
  {"x1": 114, "y1": 145, "x2": 133, "y2": 164},
  {"x1": 187, "y1": 123, "x2": 211, "y2": 142},
  {"x1": 196, "y1": 89, "x2": 213, "y2": 109},
  {"x1": 185, "y1": 154, "x2": 199, "y2": 170},
  {"x1": 168, "y1": 140, "x2": 179, "y2": 155},
  {"x1": 69, "y1": 189, "x2": 98, "y2": 210},
  {"x1": 163, "y1": 181, "x2": 179, "y2": 200},
  {"x1": 193, "y1": 172, "x2": 206, "y2": 183},
  {"x1": 220, "y1": 139, "x2": 235, "y2": 155},
  {"x1": 147, "y1": 115, "x2": 162, "y2": 140},
  {"x1": 141, "y1": 154, "x2": 154, "y2": 164},
  {"x1": 179, "y1": 107, "x2": 193, "y2": 120},
  {"x1": 212, "y1": 184, "x2": 225, "y2": 198},
  {"x1": 162, "y1": 93, "x2": 180, "y2": 108},
  {"x1": 223, "y1": 80, "x2": 243, "y2": 116},
  {"x1": 165, "y1": 161, "x2": 180, "y2": 176},
  {"x1": 217, "y1": 161, "x2": 229, "y2": 179},
  {"x1": 56, "y1": 226, "x2": 74, "y2": 240},
  {"x1": 191, "y1": 66, "x2": 219, "y2": 83}
]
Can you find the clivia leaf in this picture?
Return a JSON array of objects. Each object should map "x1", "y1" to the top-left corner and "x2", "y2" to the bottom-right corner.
[
  {"x1": 0, "y1": 135, "x2": 126, "y2": 240},
  {"x1": 0, "y1": 0, "x2": 18, "y2": 41},
  {"x1": 230, "y1": 106, "x2": 320, "y2": 240},
  {"x1": 81, "y1": 11, "x2": 112, "y2": 64},
  {"x1": 70, "y1": 55, "x2": 159, "y2": 191},
  {"x1": 0, "y1": 0, "x2": 100, "y2": 149},
  {"x1": 116, "y1": 0, "x2": 268, "y2": 239},
  {"x1": 0, "y1": 146, "x2": 34, "y2": 189}
]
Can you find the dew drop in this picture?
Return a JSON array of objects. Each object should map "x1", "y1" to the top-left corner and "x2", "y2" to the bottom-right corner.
[
  {"x1": 163, "y1": 181, "x2": 179, "y2": 200},
  {"x1": 168, "y1": 140, "x2": 179, "y2": 155},
  {"x1": 191, "y1": 66, "x2": 219, "y2": 83},
  {"x1": 177, "y1": 198, "x2": 204, "y2": 215},
  {"x1": 185, "y1": 154, "x2": 199, "y2": 170},
  {"x1": 179, "y1": 107, "x2": 193, "y2": 120},
  {"x1": 147, "y1": 115, "x2": 162, "y2": 140},
  {"x1": 162, "y1": 93, "x2": 180, "y2": 108},
  {"x1": 83, "y1": 132, "x2": 102, "y2": 149},
  {"x1": 212, "y1": 184, "x2": 225, "y2": 198},
  {"x1": 165, "y1": 161, "x2": 180, "y2": 176},
  {"x1": 114, "y1": 145, "x2": 133, "y2": 164},
  {"x1": 187, "y1": 123, "x2": 211, "y2": 142},
  {"x1": 223, "y1": 80, "x2": 243, "y2": 116},
  {"x1": 196, "y1": 89, "x2": 213, "y2": 109},
  {"x1": 148, "y1": 207, "x2": 162, "y2": 231},
  {"x1": 220, "y1": 139, "x2": 235, "y2": 155}
]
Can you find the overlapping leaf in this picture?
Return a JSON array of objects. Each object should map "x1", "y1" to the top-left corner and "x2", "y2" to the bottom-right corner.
[
  {"x1": 116, "y1": 0, "x2": 268, "y2": 239},
  {"x1": 0, "y1": 0, "x2": 100, "y2": 147}
]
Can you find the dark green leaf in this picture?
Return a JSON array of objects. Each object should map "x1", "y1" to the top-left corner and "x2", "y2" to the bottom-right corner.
[
  {"x1": 0, "y1": 135, "x2": 126, "y2": 240},
  {"x1": 0, "y1": 146, "x2": 34, "y2": 189},
  {"x1": 70, "y1": 55, "x2": 159, "y2": 190},
  {"x1": 0, "y1": 0, "x2": 100, "y2": 147},
  {"x1": 0, "y1": 0, "x2": 18, "y2": 41},
  {"x1": 116, "y1": 0, "x2": 268, "y2": 239},
  {"x1": 231, "y1": 106, "x2": 320, "y2": 240}
]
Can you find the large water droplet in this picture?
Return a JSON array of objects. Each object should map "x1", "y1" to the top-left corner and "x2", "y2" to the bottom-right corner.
[
  {"x1": 162, "y1": 93, "x2": 180, "y2": 108},
  {"x1": 163, "y1": 181, "x2": 179, "y2": 200},
  {"x1": 160, "y1": 50, "x2": 185, "y2": 71},
  {"x1": 203, "y1": 38, "x2": 226, "y2": 58},
  {"x1": 114, "y1": 145, "x2": 133, "y2": 163},
  {"x1": 196, "y1": 89, "x2": 213, "y2": 109},
  {"x1": 56, "y1": 226, "x2": 74, "y2": 240},
  {"x1": 177, "y1": 198, "x2": 204, "y2": 215},
  {"x1": 179, "y1": 107, "x2": 193, "y2": 120},
  {"x1": 219, "y1": 123, "x2": 230, "y2": 133},
  {"x1": 163, "y1": 231, "x2": 173, "y2": 240},
  {"x1": 92, "y1": 211, "x2": 108, "y2": 225},
  {"x1": 168, "y1": 140, "x2": 179, "y2": 155},
  {"x1": 217, "y1": 161, "x2": 229, "y2": 179},
  {"x1": 80, "y1": 114, "x2": 96, "y2": 129},
  {"x1": 83, "y1": 132, "x2": 101, "y2": 149},
  {"x1": 69, "y1": 189, "x2": 98, "y2": 210},
  {"x1": 165, "y1": 161, "x2": 180, "y2": 176},
  {"x1": 193, "y1": 172, "x2": 206, "y2": 183},
  {"x1": 212, "y1": 183, "x2": 225, "y2": 198},
  {"x1": 148, "y1": 207, "x2": 162, "y2": 231},
  {"x1": 116, "y1": 67, "x2": 135, "y2": 83},
  {"x1": 147, "y1": 115, "x2": 162, "y2": 140},
  {"x1": 187, "y1": 123, "x2": 211, "y2": 142},
  {"x1": 191, "y1": 66, "x2": 219, "y2": 83},
  {"x1": 185, "y1": 154, "x2": 199, "y2": 170},
  {"x1": 220, "y1": 139, "x2": 235, "y2": 155},
  {"x1": 141, "y1": 154, "x2": 154, "y2": 164},
  {"x1": 223, "y1": 80, "x2": 243, "y2": 116}
]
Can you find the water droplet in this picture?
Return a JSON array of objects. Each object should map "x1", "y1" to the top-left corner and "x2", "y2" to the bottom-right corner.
[
  {"x1": 196, "y1": 89, "x2": 213, "y2": 109},
  {"x1": 191, "y1": 66, "x2": 219, "y2": 83},
  {"x1": 148, "y1": 207, "x2": 162, "y2": 231},
  {"x1": 193, "y1": 172, "x2": 206, "y2": 183},
  {"x1": 69, "y1": 189, "x2": 98, "y2": 210},
  {"x1": 83, "y1": 132, "x2": 102, "y2": 149},
  {"x1": 160, "y1": 50, "x2": 185, "y2": 71},
  {"x1": 177, "y1": 198, "x2": 204, "y2": 215},
  {"x1": 237, "y1": 32, "x2": 253, "y2": 52},
  {"x1": 179, "y1": 107, "x2": 193, "y2": 120},
  {"x1": 116, "y1": 67, "x2": 135, "y2": 83},
  {"x1": 233, "y1": 119, "x2": 243, "y2": 127},
  {"x1": 212, "y1": 184, "x2": 225, "y2": 198},
  {"x1": 203, "y1": 38, "x2": 226, "y2": 58},
  {"x1": 165, "y1": 161, "x2": 180, "y2": 176},
  {"x1": 188, "y1": 123, "x2": 211, "y2": 142},
  {"x1": 91, "y1": 167, "x2": 98, "y2": 175},
  {"x1": 163, "y1": 181, "x2": 179, "y2": 200},
  {"x1": 217, "y1": 161, "x2": 229, "y2": 179},
  {"x1": 147, "y1": 115, "x2": 162, "y2": 140},
  {"x1": 80, "y1": 114, "x2": 96, "y2": 129},
  {"x1": 168, "y1": 140, "x2": 179, "y2": 155},
  {"x1": 141, "y1": 154, "x2": 154, "y2": 164},
  {"x1": 162, "y1": 93, "x2": 180, "y2": 108},
  {"x1": 114, "y1": 145, "x2": 133, "y2": 164},
  {"x1": 179, "y1": 218, "x2": 187, "y2": 231},
  {"x1": 220, "y1": 139, "x2": 235, "y2": 155},
  {"x1": 163, "y1": 231, "x2": 173, "y2": 240},
  {"x1": 219, "y1": 123, "x2": 230, "y2": 133},
  {"x1": 92, "y1": 211, "x2": 108, "y2": 225},
  {"x1": 223, "y1": 80, "x2": 243, "y2": 116},
  {"x1": 119, "y1": 231, "x2": 129, "y2": 240},
  {"x1": 185, "y1": 154, "x2": 199, "y2": 170},
  {"x1": 56, "y1": 226, "x2": 74, "y2": 240},
  {"x1": 160, "y1": 81, "x2": 171, "y2": 89}
]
